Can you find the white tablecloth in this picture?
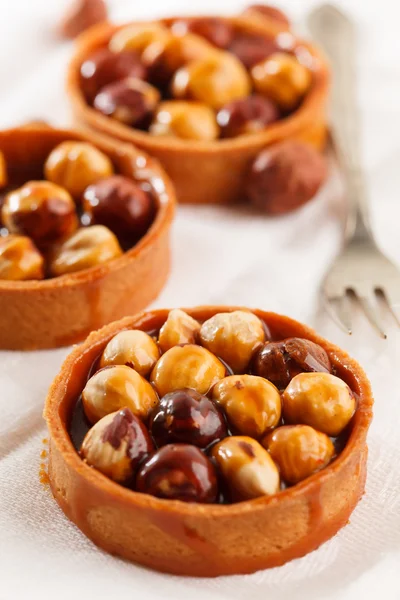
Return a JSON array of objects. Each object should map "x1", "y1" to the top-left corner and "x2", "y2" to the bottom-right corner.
[{"x1": 1, "y1": 1, "x2": 399, "y2": 598}]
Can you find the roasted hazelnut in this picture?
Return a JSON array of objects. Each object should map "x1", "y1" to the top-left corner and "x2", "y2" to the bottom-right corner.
[
  {"x1": 243, "y1": 5, "x2": 290, "y2": 28},
  {"x1": 211, "y1": 436, "x2": 280, "y2": 500},
  {"x1": 58, "y1": 0, "x2": 107, "y2": 40},
  {"x1": 0, "y1": 151, "x2": 7, "y2": 188},
  {"x1": 158, "y1": 309, "x2": 201, "y2": 353},
  {"x1": 262, "y1": 425, "x2": 334, "y2": 484},
  {"x1": 80, "y1": 408, "x2": 154, "y2": 483},
  {"x1": 217, "y1": 95, "x2": 279, "y2": 138},
  {"x1": 199, "y1": 310, "x2": 265, "y2": 373},
  {"x1": 149, "y1": 101, "x2": 219, "y2": 141},
  {"x1": 82, "y1": 364, "x2": 159, "y2": 424},
  {"x1": 229, "y1": 33, "x2": 277, "y2": 69},
  {"x1": 82, "y1": 175, "x2": 155, "y2": 240},
  {"x1": 0, "y1": 235, "x2": 44, "y2": 281},
  {"x1": 150, "y1": 344, "x2": 226, "y2": 397},
  {"x1": 251, "y1": 52, "x2": 312, "y2": 112},
  {"x1": 173, "y1": 18, "x2": 235, "y2": 49},
  {"x1": 45, "y1": 141, "x2": 114, "y2": 201},
  {"x1": 246, "y1": 140, "x2": 328, "y2": 215},
  {"x1": 94, "y1": 78, "x2": 160, "y2": 127},
  {"x1": 136, "y1": 443, "x2": 218, "y2": 502},
  {"x1": 171, "y1": 53, "x2": 251, "y2": 110},
  {"x1": 212, "y1": 374, "x2": 281, "y2": 438},
  {"x1": 109, "y1": 23, "x2": 171, "y2": 55},
  {"x1": 253, "y1": 337, "x2": 331, "y2": 389},
  {"x1": 149, "y1": 388, "x2": 227, "y2": 448},
  {"x1": 49, "y1": 225, "x2": 123, "y2": 277},
  {"x1": 283, "y1": 372, "x2": 356, "y2": 437},
  {"x1": 99, "y1": 329, "x2": 160, "y2": 377},
  {"x1": 2, "y1": 181, "x2": 78, "y2": 247}
]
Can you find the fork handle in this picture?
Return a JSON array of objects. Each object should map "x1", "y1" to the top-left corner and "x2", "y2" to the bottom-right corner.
[{"x1": 308, "y1": 4, "x2": 373, "y2": 242}]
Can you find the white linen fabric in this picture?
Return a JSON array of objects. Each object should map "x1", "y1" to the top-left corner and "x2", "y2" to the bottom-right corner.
[{"x1": 0, "y1": 1, "x2": 399, "y2": 598}]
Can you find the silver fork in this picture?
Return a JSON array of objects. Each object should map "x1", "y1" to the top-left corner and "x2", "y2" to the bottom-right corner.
[{"x1": 308, "y1": 4, "x2": 400, "y2": 338}]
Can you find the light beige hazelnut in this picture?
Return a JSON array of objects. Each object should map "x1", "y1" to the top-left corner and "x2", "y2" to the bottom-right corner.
[
  {"x1": 158, "y1": 309, "x2": 201, "y2": 352},
  {"x1": 109, "y1": 23, "x2": 171, "y2": 55},
  {"x1": 100, "y1": 329, "x2": 160, "y2": 377},
  {"x1": 150, "y1": 101, "x2": 219, "y2": 141},
  {"x1": 0, "y1": 151, "x2": 7, "y2": 188},
  {"x1": 0, "y1": 235, "x2": 44, "y2": 281}
]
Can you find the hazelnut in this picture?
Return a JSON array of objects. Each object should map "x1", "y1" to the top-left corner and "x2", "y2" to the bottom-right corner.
[
  {"x1": 58, "y1": 0, "x2": 107, "y2": 40},
  {"x1": 243, "y1": 5, "x2": 290, "y2": 28},
  {"x1": 94, "y1": 78, "x2": 160, "y2": 127},
  {"x1": 262, "y1": 424, "x2": 334, "y2": 484},
  {"x1": 0, "y1": 235, "x2": 44, "y2": 281},
  {"x1": 149, "y1": 101, "x2": 219, "y2": 141},
  {"x1": 211, "y1": 436, "x2": 280, "y2": 500},
  {"x1": 82, "y1": 364, "x2": 159, "y2": 424},
  {"x1": 136, "y1": 443, "x2": 218, "y2": 502},
  {"x1": 229, "y1": 33, "x2": 277, "y2": 69},
  {"x1": 212, "y1": 374, "x2": 281, "y2": 438},
  {"x1": 0, "y1": 151, "x2": 7, "y2": 188},
  {"x1": 82, "y1": 175, "x2": 155, "y2": 240},
  {"x1": 171, "y1": 52, "x2": 251, "y2": 110},
  {"x1": 149, "y1": 388, "x2": 227, "y2": 448},
  {"x1": 49, "y1": 225, "x2": 123, "y2": 277},
  {"x1": 2, "y1": 181, "x2": 78, "y2": 247},
  {"x1": 80, "y1": 408, "x2": 154, "y2": 483},
  {"x1": 199, "y1": 310, "x2": 265, "y2": 373},
  {"x1": 217, "y1": 95, "x2": 279, "y2": 138},
  {"x1": 158, "y1": 309, "x2": 200, "y2": 353},
  {"x1": 150, "y1": 344, "x2": 226, "y2": 397},
  {"x1": 245, "y1": 140, "x2": 328, "y2": 215},
  {"x1": 282, "y1": 372, "x2": 356, "y2": 436},
  {"x1": 173, "y1": 18, "x2": 235, "y2": 49},
  {"x1": 253, "y1": 337, "x2": 331, "y2": 389},
  {"x1": 109, "y1": 23, "x2": 171, "y2": 55},
  {"x1": 45, "y1": 141, "x2": 114, "y2": 201},
  {"x1": 99, "y1": 329, "x2": 160, "y2": 377},
  {"x1": 251, "y1": 52, "x2": 312, "y2": 112}
]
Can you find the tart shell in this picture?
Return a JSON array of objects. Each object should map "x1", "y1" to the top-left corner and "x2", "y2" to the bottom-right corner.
[
  {"x1": 0, "y1": 125, "x2": 175, "y2": 350},
  {"x1": 45, "y1": 307, "x2": 373, "y2": 577}
]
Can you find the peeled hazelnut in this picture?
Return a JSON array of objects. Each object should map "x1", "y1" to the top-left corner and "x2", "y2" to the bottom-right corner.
[
  {"x1": 109, "y1": 23, "x2": 171, "y2": 55},
  {"x1": 58, "y1": 0, "x2": 107, "y2": 40},
  {"x1": 99, "y1": 329, "x2": 160, "y2": 377},
  {"x1": 49, "y1": 225, "x2": 123, "y2": 277},
  {"x1": 211, "y1": 436, "x2": 280, "y2": 500},
  {"x1": 0, "y1": 235, "x2": 44, "y2": 281},
  {"x1": 251, "y1": 52, "x2": 312, "y2": 112},
  {"x1": 80, "y1": 408, "x2": 154, "y2": 483},
  {"x1": 82, "y1": 364, "x2": 159, "y2": 424},
  {"x1": 253, "y1": 337, "x2": 331, "y2": 389},
  {"x1": 217, "y1": 95, "x2": 279, "y2": 138},
  {"x1": 263, "y1": 425, "x2": 334, "y2": 484},
  {"x1": 136, "y1": 443, "x2": 218, "y2": 502},
  {"x1": 212, "y1": 374, "x2": 281, "y2": 438},
  {"x1": 245, "y1": 140, "x2": 328, "y2": 215},
  {"x1": 0, "y1": 151, "x2": 7, "y2": 188},
  {"x1": 149, "y1": 101, "x2": 219, "y2": 141},
  {"x1": 199, "y1": 310, "x2": 265, "y2": 373},
  {"x1": 149, "y1": 388, "x2": 227, "y2": 448},
  {"x1": 82, "y1": 175, "x2": 155, "y2": 240},
  {"x1": 158, "y1": 309, "x2": 201, "y2": 353},
  {"x1": 150, "y1": 344, "x2": 226, "y2": 397},
  {"x1": 45, "y1": 141, "x2": 114, "y2": 202},
  {"x1": 171, "y1": 52, "x2": 251, "y2": 110},
  {"x1": 94, "y1": 78, "x2": 160, "y2": 127},
  {"x1": 283, "y1": 372, "x2": 356, "y2": 437},
  {"x1": 229, "y1": 33, "x2": 277, "y2": 69},
  {"x1": 2, "y1": 181, "x2": 78, "y2": 247},
  {"x1": 173, "y1": 18, "x2": 235, "y2": 49},
  {"x1": 243, "y1": 5, "x2": 290, "y2": 28}
]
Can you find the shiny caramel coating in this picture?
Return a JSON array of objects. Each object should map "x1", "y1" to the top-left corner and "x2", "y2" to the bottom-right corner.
[
  {"x1": 100, "y1": 329, "x2": 160, "y2": 377},
  {"x1": 0, "y1": 235, "x2": 44, "y2": 281},
  {"x1": 150, "y1": 101, "x2": 219, "y2": 141},
  {"x1": 158, "y1": 309, "x2": 201, "y2": 353},
  {"x1": 94, "y1": 77, "x2": 160, "y2": 127},
  {"x1": 109, "y1": 23, "x2": 171, "y2": 55}
]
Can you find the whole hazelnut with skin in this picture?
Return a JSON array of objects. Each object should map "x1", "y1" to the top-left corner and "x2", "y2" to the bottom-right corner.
[
  {"x1": 211, "y1": 436, "x2": 280, "y2": 501},
  {"x1": 217, "y1": 95, "x2": 279, "y2": 138},
  {"x1": 262, "y1": 425, "x2": 335, "y2": 484},
  {"x1": 175, "y1": 18, "x2": 235, "y2": 49},
  {"x1": 2, "y1": 181, "x2": 78, "y2": 247},
  {"x1": 99, "y1": 329, "x2": 160, "y2": 377},
  {"x1": 45, "y1": 141, "x2": 114, "y2": 201},
  {"x1": 94, "y1": 78, "x2": 160, "y2": 127},
  {"x1": 158, "y1": 309, "x2": 200, "y2": 353},
  {"x1": 0, "y1": 151, "x2": 7, "y2": 188},
  {"x1": 150, "y1": 344, "x2": 226, "y2": 397},
  {"x1": 253, "y1": 337, "x2": 331, "y2": 389},
  {"x1": 149, "y1": 388, "x2": 227, "y2": 448},
  {"x1": 283, "y1": 372, "x2": 356, "y2": 437},
  {"x1": 243, "y1": 5, "x2": 290, "y2": 28},
  {"x1": 82, "y1": 175, "x2": 155, "y2": 240},
  {"x1": 229, "y1": 33, "x2": 277, "y2": 69},
  {"x1": 0, "y1": 235, "x2": 44, "y2": 281},
  {"x1": 136, "y1": 443, "x2": 218, "y2": 502},
  {"x1": 80, "y1": 408, "x2": 154, "y2": 483},
  {"x1": 149, "y1": 101, "x2": 219, "y2": 141},
  {"x1": 109, "y1": 23, "x2": 172, "y2": 55},
  {"x1": 82, "y1": 364, "x2": 159, "y2": 424},
  {"x1": 212, "y1": 374, "x2": 281, "y2": 438},
  {"x1": 199, "y1": 310, "x2": 266, "y2": 373},
  {"x1": 245, "y1": 140, "x2": 328, "y2": 215}
]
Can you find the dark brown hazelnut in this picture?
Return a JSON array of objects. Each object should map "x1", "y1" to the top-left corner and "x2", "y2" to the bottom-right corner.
[
  {"x1": 253, "y1": 337, "x2": 331, "y2": 389},
  {"x1": 243, "y1": 5, "x2": 291, "y2": 28},
  {"x1": 136, "y1": 444, "x2": 218, "y2": 502},
  {"x1": 93, "y1": 78, "x2": 160, "y2": 127},
  {"x1": 217, "y1": 95, "x2": 279, "y2": 138},
  {"x1": 149, "y1": 389, "x2": 227, "y2": 448},
  {"x1": 177, "y1": 18, "x2": 235, "y2": 49},
  {"x1": 229, "y1": 33, "x2": 277, "y2": 69},
  {"x1": 58, "y1": 0, "x2": 107, "y2": 40},
  {"x1": 245, "y1": 140, "x2": 328, "y2": 215}
]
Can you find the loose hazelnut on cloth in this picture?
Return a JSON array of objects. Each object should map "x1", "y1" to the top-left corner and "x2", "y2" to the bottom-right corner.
[
  {"x1": 57, "y1": 0, "x2": 108, "y2": 40},
  {"x1": 217, "y1": 95, "x2": 279, "y2": 138},
  {"x1": 94, "y1": 78, "x2": 160, "y2": 127},
  {"x1": 229, "y1": 33, "x2": 277, "y2": 69},
  {"x1": 149, "y1": 101, "x2": 219, "y2": 141},
  {"x1": 109, "y1": 23, "x2": 171, "y2": 55},
  {"x1": 0, "y1": 235, "x2": 44, "y2": 281},
  {"x1": 245, "y1": 140, "x2": 328, "y2": 215},
  {"x1": 158, "y1": 309, "x2": 200, "y2": 352},
  {"x1": 173, "y1": 17, "x2": 235, "y2": 49},
  {"x1": 0, "y1": 151, "x2": 7, "y2": 188},
  {"x1": 99, "y1": 329, "x2": 160, "y2": 377}
]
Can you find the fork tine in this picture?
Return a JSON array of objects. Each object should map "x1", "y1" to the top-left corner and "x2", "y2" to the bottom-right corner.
[
  {"x1": 322, "y1": 295, "x2": 352, "y2": 334},
  {"x1": 378, "y1": 290, "x2": 400, "y2": 328},
  {"x1": 357, "y1": 294, "x2": 387, "y2": 339}
]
